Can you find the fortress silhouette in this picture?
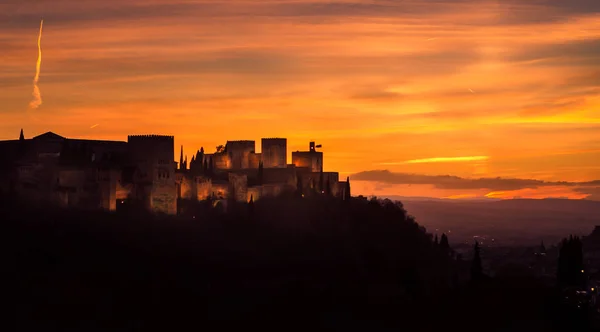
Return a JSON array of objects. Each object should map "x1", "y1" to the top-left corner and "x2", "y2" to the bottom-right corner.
[{"x1": 0, "y1": 130, "x2": 349, "y2": 214}]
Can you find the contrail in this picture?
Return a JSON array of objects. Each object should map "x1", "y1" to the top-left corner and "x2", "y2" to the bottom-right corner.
[{"x1": 29, "y1": 19, "x2": 44, "y2": 109}]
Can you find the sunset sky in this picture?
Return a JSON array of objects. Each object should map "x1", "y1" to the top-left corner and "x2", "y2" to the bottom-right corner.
[{"x1": 1, "y1": 0, "x2": 599, "y2": 200}]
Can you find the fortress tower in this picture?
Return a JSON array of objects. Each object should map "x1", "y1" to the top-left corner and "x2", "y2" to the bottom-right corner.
[
  {"x1": 292, "y1": 141, "x2": 323, "y2": 172},
  {"x1": 261, "y1": 138, "x2": 287, "y2": 168},
  {"x1": 127, "y1": 135, "x2": 176, "y2": 214},
  {"x1": 225, "y1": 140, "x2": 255, "y2": 169}
]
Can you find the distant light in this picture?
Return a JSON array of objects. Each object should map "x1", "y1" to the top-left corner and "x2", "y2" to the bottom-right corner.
[
  {"x1": 592, "y1": 287, "x2": 595, "y2": 291},
  {"x1": 582, "y1": 270, "x2": 585, "y2": 273}
]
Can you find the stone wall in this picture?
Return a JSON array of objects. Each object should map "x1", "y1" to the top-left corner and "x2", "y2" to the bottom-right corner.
[
  {"x1": 211, "y1": 182, "x2": 228, "y2": 200},
  {"x1": 196, "y1": 176, "x2": 212, "y2": 200},
  {"x1": 176, "y1": 173, "x2": 195, "y2": 200},
  {"x1": 262, "y1": 167, "x2": 296, "y2": 186},
  {"x1": 249, "y1": 153, "x2": 261, "y2": 169},
  {"x1": 98, "y1": 168, "x2": 120, "y2": 211},
  {"x1": 229, "y1": 173, "x2": 248, "y2": 202},
  {"x1": 292, "y1": 151, "x2": 323, "y2": 172},
  {"x1": 213, "y1": 152, "x2": 231, "y2": 170}
]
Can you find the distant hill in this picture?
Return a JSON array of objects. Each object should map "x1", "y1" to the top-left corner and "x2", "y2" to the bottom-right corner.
[{"x1": 396, "y1": 198, "x2": 600, "y2": 246}]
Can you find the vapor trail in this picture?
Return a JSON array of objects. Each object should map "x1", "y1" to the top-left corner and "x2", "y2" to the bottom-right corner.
[{"x1": 29, "y1": 19, "x2": 44, "y2": 109}]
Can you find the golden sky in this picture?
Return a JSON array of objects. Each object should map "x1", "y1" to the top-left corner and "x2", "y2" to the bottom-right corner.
[{"x1": 1, "y1": 0, "x2": 599, "y2": 200}]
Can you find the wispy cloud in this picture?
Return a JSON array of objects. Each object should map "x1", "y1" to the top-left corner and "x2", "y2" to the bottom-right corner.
[
  {"x1": 380, "y1": 156, "x2": 490, "y2": 165},
  {"x1": 0, "y1": 0, "x2": 599, "y2": 186}
]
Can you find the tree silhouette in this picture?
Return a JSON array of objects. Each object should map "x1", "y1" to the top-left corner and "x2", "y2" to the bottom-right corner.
[
  {"x1": 557, "y1": 236, "x2": 585, "y2": 289},
  {"x1": 470, "y1": 241, "x2": 483, "y2": 282},
  {"x1": 440, "y1": 233, "x2": 450, "y2": 255},
  {"x1": 296, "y1": 175, "x2": 303, "y2": 197},
  {"x1": 248, "y1": 195, "x2": 254, "y2": 216},
  {"x1": 179, "y1": 145, "x2": 184, "y2": 170},
  {"x1": 434, "y1": 234, "x2": 439, "y2": 246},
  {"x1": 257, "y1": 161, "x2": 264, "y2": 185},
  {"x1": 208, "y1": 156, "x2": 213, "y2": 176}
]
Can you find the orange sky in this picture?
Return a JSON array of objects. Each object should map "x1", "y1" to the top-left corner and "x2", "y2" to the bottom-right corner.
[{"x1": 1, "y1": 0, "x2": 599, "y2": 200}]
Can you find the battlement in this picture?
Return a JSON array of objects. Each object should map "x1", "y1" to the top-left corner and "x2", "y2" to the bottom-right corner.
[
  {"x1": 128, "y1": 135, "x2": 174, "y2": 141},
  {"x1": 226, "y1": 140, "x2": 255, "y2": 144},
  {"x1": 262, "y1": 138, "x2": 287, "y2": 141}
]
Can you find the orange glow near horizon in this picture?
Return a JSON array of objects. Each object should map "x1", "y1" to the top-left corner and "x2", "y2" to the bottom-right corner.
[{"x1": 1, "y1": 1, "x2": 599, "y2": 200}]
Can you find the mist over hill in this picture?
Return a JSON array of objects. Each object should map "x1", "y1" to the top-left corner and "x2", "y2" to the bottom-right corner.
[{"x1": 395, "y1": 198, "x2": 600, "y2": 247}]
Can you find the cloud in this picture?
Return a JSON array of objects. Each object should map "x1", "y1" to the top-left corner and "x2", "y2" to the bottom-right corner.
[
  {"x1": 507, "y1": 38, "x2": 600, "y2": 65},
  {"x1": 351, "y1": 170, "x2": 598, "y2": 191}
]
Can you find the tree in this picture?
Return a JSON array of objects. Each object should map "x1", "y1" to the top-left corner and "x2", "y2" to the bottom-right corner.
[
  {"x1": 433, "y1": 234, "x2": 439, "y2": 246},
  {"x1": 19, "y1": 128, "x2": 24, "y2": 141},
  {"x1": 257, "y1": 161, "x2": 264, "y2": 185},
  {"x1": 296, "y1": 175, "x2": 303, "y2": 197},
  {"x1": 440, "y1": 233, "x2": 450, "y2": 255},
  {"x1": 216, "y1": 145, "x2": 225, "y2": 153},
  {"x1": 557, "y1": 236, "x2": 585, "y2": 289},
  {"x1": 179, "y1": 145, "x2": 184, "y2": 170},
  {"x1": 248, "y1": 195, "x2": 254, "y2": 216},
  {"x1": 208, "y1": 157, "x2": 213, "y2": 176},
  {"x1": 470, "y1": 241, "x2": 483, "y2": 282}
]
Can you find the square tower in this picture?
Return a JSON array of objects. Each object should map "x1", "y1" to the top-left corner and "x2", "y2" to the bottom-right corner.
[
  {"x1": 261, "y1": 138, "x2": 287, "y2": 168},
  {"x1": 127, "y1": 135, "x2": 176, "y2": 214}
]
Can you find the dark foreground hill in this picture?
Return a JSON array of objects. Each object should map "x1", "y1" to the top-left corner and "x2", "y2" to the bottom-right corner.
[{"x1": 4, "y1": 196, "x2": 587, "y2": 331}]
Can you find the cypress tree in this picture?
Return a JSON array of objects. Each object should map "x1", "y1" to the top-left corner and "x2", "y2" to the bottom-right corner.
[
  {"x1": 248, "y1": 195, "x2": 254, "y2": 216},
  {"x1": 470, "y1": 241, "x2": 483, "y2": 282},
  {"x1": 179, "y1": 145, "x2": 184, "y2": 170},
  {"x1": 258, "y1": 161, "x2": 264, "y2": 185},
  {"x1": 440, "y1": 233, "x2": 450, "y2": 255},
  {"x1": 296, "y1": 175, "x2": 303, "y2": 197}
]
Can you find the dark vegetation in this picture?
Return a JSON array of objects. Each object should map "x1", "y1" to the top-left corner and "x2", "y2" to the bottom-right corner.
[{"x1": 5, "y1": 194, "x2": 596, "y2": 331}]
